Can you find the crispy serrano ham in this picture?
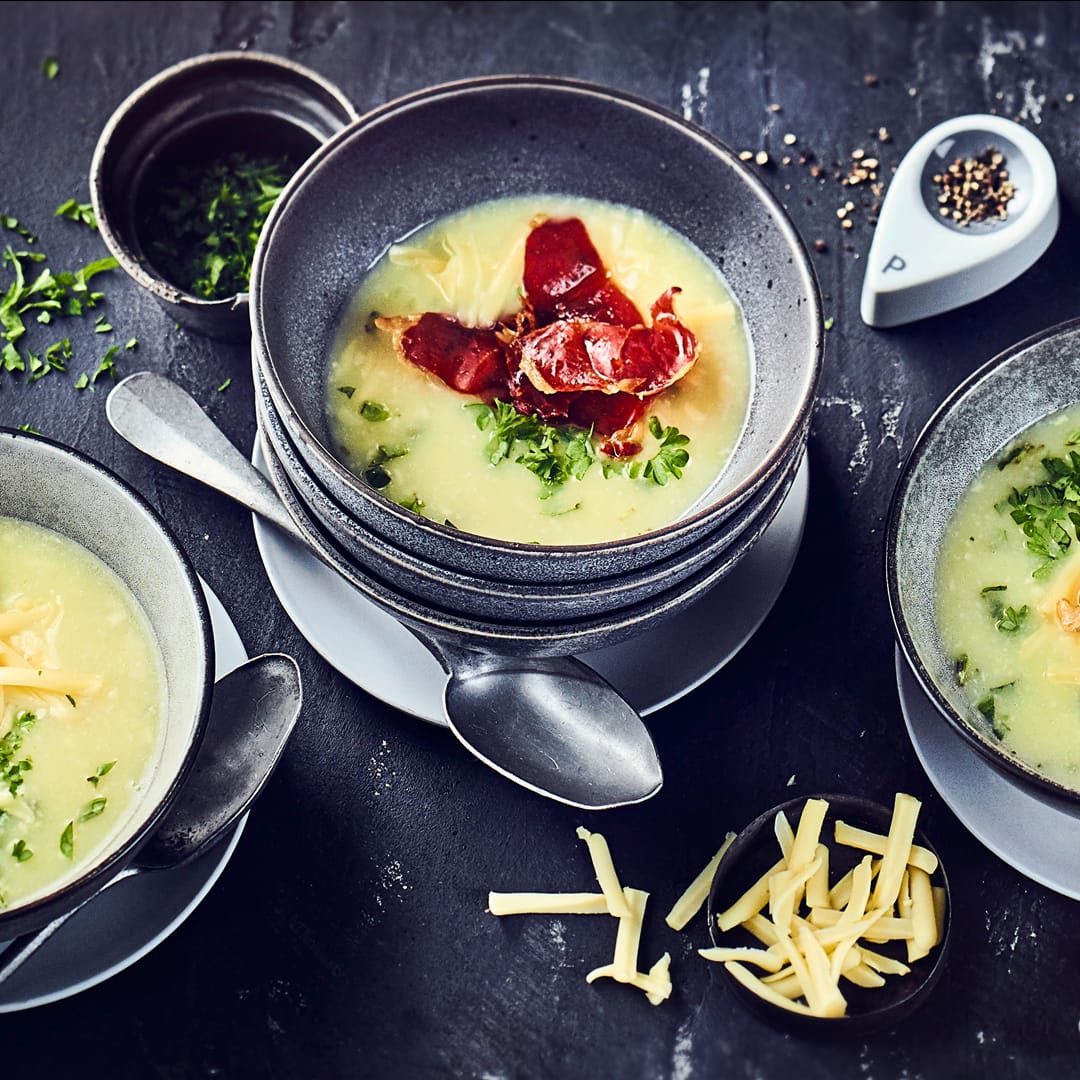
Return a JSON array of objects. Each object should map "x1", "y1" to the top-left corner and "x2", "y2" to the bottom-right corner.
[
  {"x1": 376, "y1": 217, "x2": 700, "y2": 457},
  {"x1": 512, "y1": 288, "x2": 697, "y2": 397},
  {"x1": 375, "y1": 313, "x2": 507, "y2": 398},
  {"x1": 522, "y1": 217, "x2": 643, "y2": 327}
]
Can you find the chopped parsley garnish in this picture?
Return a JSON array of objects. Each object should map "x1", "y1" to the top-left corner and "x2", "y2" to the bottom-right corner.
[
  {"x1": 954, "y1": 654, "x2": 969, "y2": 686},
  {"x1": 997, "y1": 441, "x2": 1039, "y2": 470},
  {"x1": 11, "y1": 840, "x2": 32, "y2": 862},
  {"x1": 217, "y1": 378, "x2": 232, "y2": 392},
  {"x1": 86, "y1": 760, "x2": 116, "y2": 787},
  {"x1": 462, "y1": 400, "x2": 690, "y2": 498},
  {"x1": 79, "y1": 797, "x2": 107, "y2": 822},
  {"x1": 995, "y1": 604, "x2": 1029, "y2": 634},
  {"x1": 0, "y1": 711, "x2": 35, "y2": 797},
  {"x1": 466, "y1": 399, "x2": 599, "y2": 497},
  {"x1": 1006, "y1": 449, "x2": 1080, "y2": 577},
  {"x1": 141, "y1": 152, "x2": 291, "y2": 300},
  {"x1": 360, "y1": 400, "x2": 391, "y2": 422},
  {"x1": 980, "y1": 584, "x2": 1007, "y2": 593},
  {"x1": 42, "y1": 56, "x2": 59, "y2": 80},
  {"x1": 337, "y1": 385, "x2": 356, "y2": 399},
  {"x1": 363, "y1": 465, "x2": 392, "y2": 489},
  {"x1": 643, "y1": 417, "x2": 690, "y2": 486},
  {"x1": 59, "y1": 821, "x2": 74, "y2": 859},
  {"x1": 978, "y1": 689, "x2": 1011, "y2": 739}
]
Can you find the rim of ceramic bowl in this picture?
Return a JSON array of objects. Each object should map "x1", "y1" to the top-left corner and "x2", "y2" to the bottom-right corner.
[
  {"x1": 0, "y1": 427, "x2": 215, "y2": 934},
  {"x1": 253, "y1": 363, "x2": 802, "y2": 613},
  {"x1": 89, "y1": 50, "x2": 359, "y2": 316},
  {"x1": 250, "y1": 74, "x2": 823, "y2": 562},
  {"x1": 256, "y1": 422, "x2": 801, "y2": 654},
  {"x1": 886, "y1": 315, "x2": 1080, "y2": 812}
]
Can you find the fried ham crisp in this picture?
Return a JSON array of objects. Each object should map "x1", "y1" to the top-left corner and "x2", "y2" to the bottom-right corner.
[
  {"x1": 375, "y1": 312, "x2": 507, "y2": 399},
  {"x1": 376, "y1": 216, "x2": 700, "y2": 456},
  {"x1": 512, "y1": 288, "x2": 697, "y2": 398}
]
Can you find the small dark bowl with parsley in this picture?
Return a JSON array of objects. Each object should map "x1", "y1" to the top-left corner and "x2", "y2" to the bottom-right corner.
[
  {"x1": 888, "y1": 316, "x2": 1080, "y2": 817},
  {"x1": 90, "y1": 51, "x2": 356, "y2": 340}
]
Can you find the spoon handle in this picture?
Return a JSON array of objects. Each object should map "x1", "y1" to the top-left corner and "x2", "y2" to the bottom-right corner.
[
  {"x1": 0, "y1": 867, "x2": 137, "y2": 987},
  {"x1": 106, "y1": 371, "x2": 308, "y2": 545}
]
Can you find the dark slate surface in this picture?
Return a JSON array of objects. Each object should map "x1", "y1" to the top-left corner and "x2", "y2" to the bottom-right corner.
[{"x1": 2, "y1": 2, "x2": 1079, "y2": 1076}]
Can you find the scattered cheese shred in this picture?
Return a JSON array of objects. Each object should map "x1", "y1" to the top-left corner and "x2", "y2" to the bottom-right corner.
[
  {"x1": 491, "y1": 827, "x2": 669, "y2": 1006},
  {"x1": 576, "y1": 826, "x2": 632, "y2": 918},
  {"x1": 487, "y1": 892, "x2": 609, "y2": 916},
  {"x1": 665, "y1": 832, "x2": 736, "y2": 931}
]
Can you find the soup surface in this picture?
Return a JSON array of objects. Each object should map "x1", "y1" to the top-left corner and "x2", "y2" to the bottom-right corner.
[
  {"x1": 326, "y1": 194, "x2": 751, "y2": 545},
  {"x1": 937, "y1": 403, "x2": 1080, "y2": 786},
  {"x1": 0, "y1": 517, "x2": 164, "y2": 910}
]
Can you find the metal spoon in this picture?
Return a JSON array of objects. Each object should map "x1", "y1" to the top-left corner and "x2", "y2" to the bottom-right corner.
[
  {"x1": 106, "y1": 372, "x2": 662, "y2": 810},
  {"x1": 0, "y1": 652, "x2": 302, "y2": 986}
]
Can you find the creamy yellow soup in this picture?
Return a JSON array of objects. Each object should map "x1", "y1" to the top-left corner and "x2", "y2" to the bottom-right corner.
[
  {"x1": 937, "y1": 404, "x2": 1080, "y2": 785},
  {"x1": 326, "y1": 195, "x2": 751, "y2": 545},
  {"x1": 0, "y1": 518, "x2": 164, "y2": 909}
]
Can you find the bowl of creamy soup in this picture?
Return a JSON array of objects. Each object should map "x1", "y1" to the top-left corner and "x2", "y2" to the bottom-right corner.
[
  {"x1": 0, "y1": 428, "x2": 214, "y2": 937},
  {"x1": 887, "y1": 318, "x2": 1080, "y2": 814},
  {"x1": 251, "y1": 76, "x2": 822, "y2": 585},
  {"x1": 256, "y1": 363, "x2": 806, "y2": 623}
]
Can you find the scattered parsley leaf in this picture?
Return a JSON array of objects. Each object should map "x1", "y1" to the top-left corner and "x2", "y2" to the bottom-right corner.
[
  {"x1": 824, "y1": 316, "x2": 835, "y2": 331},
  {"x1": 217, "y1": 377, "x2": 232, "y2": 392},
  {"x1": 42, "y1": 56, "x2": 59, "y2": 80},
  {"x1": 11, "y1": 840, "x2": 32, "y2": 862},
  {"x1": 54, "y1": 199, "x2": 97, "y2": 230},
  {"x1": 60, "y1": 821, "x2": 74, "y2": 858},
  {"x1": 337, "y1": 385, "x2": 356, "y2": 399},
  {"x1": 16, "y1": 423, "x2": 42, "y2": 435}
]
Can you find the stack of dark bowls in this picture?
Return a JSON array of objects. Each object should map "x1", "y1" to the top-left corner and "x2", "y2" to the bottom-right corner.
[{"x1": 249, "y1": 78, "x2": 823, "y2": 662}]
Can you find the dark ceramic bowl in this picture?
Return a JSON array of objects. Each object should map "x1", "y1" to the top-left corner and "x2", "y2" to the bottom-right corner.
[
  {"x1": 251, "y1": 76, "x2": 822, "y2": 583},
  {"x1": 90, "y1": 51, "x2": 357, "y2": 340},
  {"x1": 887, "y1": 317, "x2": 1080, "y2": 816},
  {"x1": 255, "y1": 423, "x2": 798, "y2": 657},
  {"x1": 0, "y1": 429, "x2": 214, "y2": 938},
  {"x1": 706, "y1": 794, "x2": 950, "y2": 1038},
  {"x1": 255, "y1": 366, "x2": 804, "y2": 622}
]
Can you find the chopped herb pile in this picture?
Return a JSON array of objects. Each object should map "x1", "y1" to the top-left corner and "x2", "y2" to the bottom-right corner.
[
  {"x1": 0, "y1": 212, "x2": 129, "y2": 387},
  {"x1": 1005, "y1": 449, "x2": 1080, "y2": 577},
  {"x1": 142, "y1": 152, "x2": 291, "y2": 301},
  {"x1": 465, "y1": 399, "x2": 599, "y2": 498}
]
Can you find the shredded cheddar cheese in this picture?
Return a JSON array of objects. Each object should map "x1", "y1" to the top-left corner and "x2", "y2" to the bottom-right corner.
[{"x1": 701, "y1": 793, "x2": 944, "y2": 1019}]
